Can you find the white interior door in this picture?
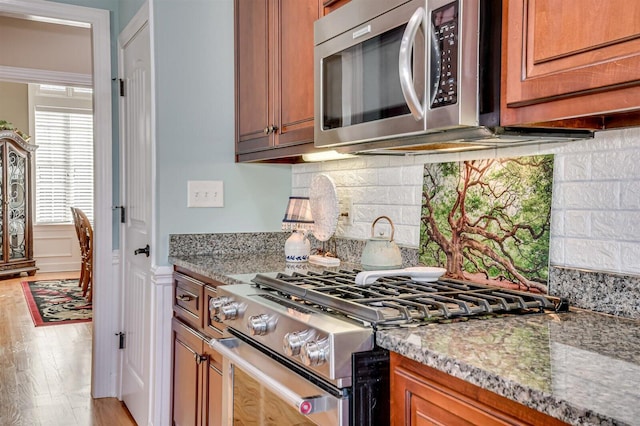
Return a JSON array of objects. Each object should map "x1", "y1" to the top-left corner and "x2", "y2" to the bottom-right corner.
[{"x1": 121, "y1": 20, "x2": 152, "y2": 426}]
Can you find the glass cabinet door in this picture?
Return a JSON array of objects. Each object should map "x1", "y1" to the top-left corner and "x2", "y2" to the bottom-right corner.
[
  {"x1": 7, "y1": 145, "x2": 27, "y2": 260},
  {"x1": 0, "y1": 146, "x2": 3, "y2": 262}
]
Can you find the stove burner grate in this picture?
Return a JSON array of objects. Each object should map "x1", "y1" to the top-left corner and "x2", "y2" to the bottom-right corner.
[{"x1": 253, "y1": 270, "x2": 566, "y2": 326}]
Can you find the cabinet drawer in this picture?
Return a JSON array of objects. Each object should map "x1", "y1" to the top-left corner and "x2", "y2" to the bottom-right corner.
[{"x1": 174, "y1": 272, "x2": 204, "y2": 329}]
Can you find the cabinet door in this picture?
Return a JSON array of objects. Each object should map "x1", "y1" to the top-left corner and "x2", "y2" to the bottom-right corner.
[
  {"x1": 394, "y1": 366, "x2": 513, "y2": 426},
  {"x1": 203, "y1": 322, "x2": 224, "y2": 426},
  {"x1": 274, "y1": 0, "x2": 319, "y2": 147},
  {"x1": 501, "y1": 0, "x2": 640, "y2": 126},
  {"x1": 6, "y1": 144, "x2": 29, "y2": 261},
  {"x1": 172, "y1": 318, "x2": 205, "y2": 426},
  {"x1": 390, "y1": 353, "x2": 567, "y2": 426},
  {"x1": 235, "y1": 0, "x2": 272, "y2": 154},
  {"x1": 205, "y1": 358, "x2": 223, "y2": 426}
]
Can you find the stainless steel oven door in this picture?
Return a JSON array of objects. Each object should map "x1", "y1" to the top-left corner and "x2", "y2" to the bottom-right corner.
[
  {"x1": 314, "y1": 0, "x2": 427, "y2": 147},
  {"x1": 210, "y1": 337, "x2": 348, "y2": 426}
]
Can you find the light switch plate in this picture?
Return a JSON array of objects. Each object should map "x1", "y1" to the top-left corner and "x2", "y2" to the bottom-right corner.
[{"x1": 187, "y1": 180, "x2": 224, "y2": 208}]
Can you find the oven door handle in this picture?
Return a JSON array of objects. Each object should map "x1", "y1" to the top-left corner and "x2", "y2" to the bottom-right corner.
[
  {"x1": 399, "y1": 6, "x2": 426, "y2": 121},
  {"x1": 210, "y1": 337, "x2": 337, "y2": 416}
]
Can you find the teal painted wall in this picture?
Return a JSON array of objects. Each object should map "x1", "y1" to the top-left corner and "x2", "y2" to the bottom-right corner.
[
  {"x1": 152, "y1": 0, "x2": 291, "y2": 262},
  {"x1": 51, "y1": 0, "x2": 292, "y2": 263},
  {"x1": 118, "y1": 0, "x2": 144, "y2": 32}
]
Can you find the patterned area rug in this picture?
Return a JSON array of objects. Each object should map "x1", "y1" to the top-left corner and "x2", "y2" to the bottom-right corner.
[{"x1": 21, "y1": 279, "x2": 92, "y2": 326}]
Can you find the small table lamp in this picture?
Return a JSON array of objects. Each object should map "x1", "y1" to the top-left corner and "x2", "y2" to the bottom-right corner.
[{"x1": 282, "y1": 196, "x2": 314, "y2": 263}]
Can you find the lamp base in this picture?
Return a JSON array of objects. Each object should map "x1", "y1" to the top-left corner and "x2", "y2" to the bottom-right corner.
[{"x1": 284, "y1": 230, "x2": 310, "y2": 263}]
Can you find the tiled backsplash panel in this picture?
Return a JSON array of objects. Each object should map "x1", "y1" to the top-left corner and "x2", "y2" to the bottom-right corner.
[{"x1": 292, "y1": 128, "x2": 640, "y2": 277}]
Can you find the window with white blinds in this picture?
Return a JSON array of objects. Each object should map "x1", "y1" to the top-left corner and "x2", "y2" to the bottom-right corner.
[{"x1": 32, "y1": 85, "x2": 94, "y2": 224}]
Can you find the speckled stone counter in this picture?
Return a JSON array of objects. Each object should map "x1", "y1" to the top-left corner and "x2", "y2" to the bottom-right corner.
[
  {"x1": 376, "y1": 310, "x2": 640, "y2": 426},
  {"x1": 169, "y1": 252, "x2": 360, "y2": 285}
]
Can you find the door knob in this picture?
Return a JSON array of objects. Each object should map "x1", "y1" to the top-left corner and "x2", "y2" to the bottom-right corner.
[{"x1": 134, "y1": 244, "x2": 150, "y2": 257}]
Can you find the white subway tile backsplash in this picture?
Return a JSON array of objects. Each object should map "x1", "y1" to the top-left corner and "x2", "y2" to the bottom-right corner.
[
  {"x1": 562, "y1": 153, "x2": 591, "y2": 181},
  {"x1": 402, "y1": 205, "x2": 422, "y2": 226},
  {"x1": 365, "y1": 155, "x2": 391, "y2": 168},
  {"x1": 394, "y1": 224, "x2": 419, "y2": 247},
  {"x1": 592, "y1": 150, "x2": 640, "y2": 180},
  {"x1": 564, "y1": 211, "x2": 591, "y2": 237},
  {"x1": 620, "y1": 128, "x2": 640, "y2": 147},
  {"x1": 592, "y1": 211, "x2": 640, "y2": 241},
  {"x1": 550, "y1": 209, "x2": 564, "y2": 235},
  {"x1": 620, "y1": 243, "x2": 640, "y2": 274},
  {"x1": 564, "y1": 238, "x2": 619, "y2": 270},
  {"x1": 621, "y1": 181, "x2": 640, "y2": 209},
  {"x1": 402, "y1": 166, "x2": 424, "y2": 185},
  {"x1": 387, "y1": 186, "x2": 418, "y2": 205},
  {"x1": 293, "y1": 127, "x2": 640, "y2": 275},
  {"x1": 378, "y1": 167, "x2": 404, "y2": 185},
  {"x1": 561, "y1": 181, "x2": 619, "y2": 210},
  {"x1": 549, "y1": 236, "x2": 564, "y2": 265}
]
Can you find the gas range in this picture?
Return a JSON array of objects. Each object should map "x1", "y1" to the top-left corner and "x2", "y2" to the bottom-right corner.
[{"x1": 210, "y1": 269, "x2": 567, "y2": 388}]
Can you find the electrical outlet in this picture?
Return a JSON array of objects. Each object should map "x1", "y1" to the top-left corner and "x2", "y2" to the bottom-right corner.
[
  {"x1": 187, "y1": 180, "x2": 224, "y2": 208},
  {"x1": 339, "y1": 197, "x2": 353, "y2": 225}
]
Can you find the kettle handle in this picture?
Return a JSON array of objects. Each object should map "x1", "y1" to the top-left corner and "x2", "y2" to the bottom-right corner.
[{"x1": 371, "y1": 216, "x2": 395, "y2": 242}]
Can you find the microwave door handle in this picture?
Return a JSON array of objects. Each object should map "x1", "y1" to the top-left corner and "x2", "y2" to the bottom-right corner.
[{"x1": 399, "y1": 7, "x2": 426, "y2": 120}]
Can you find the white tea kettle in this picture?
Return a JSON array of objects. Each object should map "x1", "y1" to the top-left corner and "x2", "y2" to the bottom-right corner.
[{"x1": 360, "y1": 216, "x2": 403, "y2": 270}]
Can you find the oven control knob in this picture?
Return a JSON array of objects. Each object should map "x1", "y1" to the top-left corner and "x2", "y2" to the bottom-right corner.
[
  {"x1": 283, "y1": 330, "x2": 314, "y2": 356},
  {"x1": 209, "y1": 296, "x2": 231, "y2": 316},
  {"x1": 220, "y1": 302, "x2": 241, "y2": 321},
  {"x1": 247, "y1": 314, "x2": 274, "y2": 336},
  {"x1": 300, "y1": 339, "x2": 329, "y2": 367}
]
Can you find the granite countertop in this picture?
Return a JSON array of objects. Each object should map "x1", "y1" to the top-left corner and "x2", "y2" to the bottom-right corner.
[
  {"x1": 169, "y1": 252, "x2": 360, "y2": 285},
  {"x1": 377, "y1": 311, "x2": 640, "y2": 426},
  {"x1": 169, "y1": 253, "x2": 640, "y2": 426}
]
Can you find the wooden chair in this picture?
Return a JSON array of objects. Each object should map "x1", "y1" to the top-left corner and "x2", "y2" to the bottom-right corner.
[
  {"x1": 70, "y1": 207, "x2": 84, "y2": 288},
  {"x1": 70, "y1": 207, "x2": 93, "y2": 302}
]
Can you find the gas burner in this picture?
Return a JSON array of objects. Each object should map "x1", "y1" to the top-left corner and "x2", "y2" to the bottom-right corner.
[{"x1": 252, "y1": 269, "x2": 567, "y2": 326}]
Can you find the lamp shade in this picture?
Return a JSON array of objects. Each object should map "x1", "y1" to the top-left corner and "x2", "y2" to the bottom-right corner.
[{"x1": 282, "y1": 196, "x2": 314, "y2": 231}]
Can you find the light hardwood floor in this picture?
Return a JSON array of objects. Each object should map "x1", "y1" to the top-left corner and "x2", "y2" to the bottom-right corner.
[{"x1": 0, "y1": 272, "x2": 137, "y2": 426}]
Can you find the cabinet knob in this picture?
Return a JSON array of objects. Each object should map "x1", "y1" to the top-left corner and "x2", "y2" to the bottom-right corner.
[{"x1": 263, "y1": 125, "x2": 279, "y2": 135}]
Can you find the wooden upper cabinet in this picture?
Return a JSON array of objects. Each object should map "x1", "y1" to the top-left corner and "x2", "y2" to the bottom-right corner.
[
  {"x1": 501, "y1": 0, "x2": 640, "y2": 128},
  {"x1": 235, "y1": 0, "x2": 270, "y2": 154},
  {"x1": 277, "y1": 0, "x2": 317, "y2": 146},
  {"x1": 235, "y1": 0, "x2": 321, "y2": 162}
]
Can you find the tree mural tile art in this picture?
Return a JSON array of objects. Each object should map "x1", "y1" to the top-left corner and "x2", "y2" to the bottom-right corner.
[{"x1": 419, "y1": 155, "x2": 554, "y2": 293}]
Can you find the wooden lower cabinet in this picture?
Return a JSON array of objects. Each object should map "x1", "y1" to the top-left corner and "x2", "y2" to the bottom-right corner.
[
  {"x1": 172, "y1": 318, "x2": 223, "y2": 426},
  {"x1": 172, "y1": 267, "x2": 225, "y2": 426},
  {"x1": 390, "y1": 353, "x2": 567, "y2": 426},
  {"x1": 206, "y1": 360, "x2": 223, "y2": 426}
]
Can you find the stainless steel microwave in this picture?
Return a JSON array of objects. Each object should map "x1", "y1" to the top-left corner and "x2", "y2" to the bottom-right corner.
[
  {"x1": 314, "y1": 0, "x2": 595, "y2": 154},
  {"x1": 314, "y1": 0, "x2": 483, "y2": 149}
]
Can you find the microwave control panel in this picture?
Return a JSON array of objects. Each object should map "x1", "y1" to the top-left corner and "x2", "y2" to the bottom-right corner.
[{"x1": 430, "y1": 2, "x2": 458, "y2": 109}]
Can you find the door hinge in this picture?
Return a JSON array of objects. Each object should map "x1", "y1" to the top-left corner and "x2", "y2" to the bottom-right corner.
[
  {"x1": 119, "y1": 78, "x2": 125, "y2": 97},
  {"x1": 115, "y1": 332, "x2": 126, "y2": 349},
  {"x1": 113, "y1": 205, "x2": 125, "y2": 223}
]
